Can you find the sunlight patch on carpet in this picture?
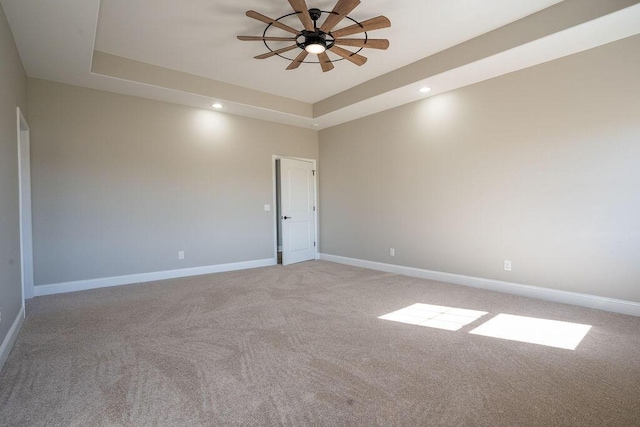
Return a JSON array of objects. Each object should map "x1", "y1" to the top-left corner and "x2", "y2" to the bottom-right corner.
[
  {"x1": 379, "y1": 303, "x2": 488, "y2": 331},
  {"x1": 469, "y1": 313, "x2": 592, "y2": 350}
]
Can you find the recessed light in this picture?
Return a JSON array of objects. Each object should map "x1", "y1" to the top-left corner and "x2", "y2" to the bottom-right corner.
[
  {"x1": 212, "y1": 103, "x2": 223, "y2": 109},
  {"x1": 419, "y1": 87, "x2": 432, "y2": 93}
]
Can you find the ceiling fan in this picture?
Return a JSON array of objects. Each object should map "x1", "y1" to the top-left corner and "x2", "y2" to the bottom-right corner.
[{"x1": 237, "y1": 0, "x2": 391, "y2": 72}]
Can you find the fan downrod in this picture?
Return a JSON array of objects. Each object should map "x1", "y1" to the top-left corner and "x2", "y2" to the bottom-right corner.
[{"x1": 297, "y1": 8, "x2": 336, "y2": 53}]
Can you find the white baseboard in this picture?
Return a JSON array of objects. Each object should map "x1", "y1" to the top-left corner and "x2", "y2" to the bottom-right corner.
[
  {"x1": 0, "y1": 306, "x2": 25, "y2": 373},
  {"x1": 34, "y1": 258, "x2": 277, "y2": 297},
  {"x1": 319, "y1": 253, "x2": 640, "y2": 317}
]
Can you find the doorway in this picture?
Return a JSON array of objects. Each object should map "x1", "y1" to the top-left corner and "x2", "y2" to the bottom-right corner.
[
  {"x1": 17, "y1": 107, "x2": 34, "y2": 303},
  {"x1": 274, "y1": 156, "x2": 318, "y2": 265}
]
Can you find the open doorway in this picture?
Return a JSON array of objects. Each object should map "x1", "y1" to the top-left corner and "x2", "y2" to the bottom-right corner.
[
  {"x1": 273, "y1": 156, "x2": 318, "y2": 266},
  {"x1": 17, "y1": 107, "x2": 34, "y2": 304}
]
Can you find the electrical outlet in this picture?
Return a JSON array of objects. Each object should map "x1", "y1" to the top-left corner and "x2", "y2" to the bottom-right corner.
[
  {"x1": 390, "y1": 248, "x2": 395, "y2": 257},
  {"x1": 178, "y1": 251, "x2": 185, "y2": 260},
  {"x1": 504, "y1": 260, "x2": 512, "y2": 271}
]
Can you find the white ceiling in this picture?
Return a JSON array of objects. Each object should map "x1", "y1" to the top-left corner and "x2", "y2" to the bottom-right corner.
[
  {"x1": 94, "y1": 0, "x2": 561, "y2": 103},
  {"x1": 2, "y1": 0, "x2": 640, "y2": 129}
]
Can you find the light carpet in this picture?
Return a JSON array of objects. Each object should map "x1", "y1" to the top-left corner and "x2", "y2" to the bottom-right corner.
[{"x1": 1, "y1": 260, "x2": 639, "y2": 426}]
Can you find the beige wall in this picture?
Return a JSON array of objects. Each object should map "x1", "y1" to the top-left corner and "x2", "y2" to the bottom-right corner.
[
  {"x1": 0, "y1": 3, "x2": 27, "y2": 345},
  {"x1": 28, "y1": 79, "x2": 318, "y2": 285},
  {"x1": 319, "y1": 35, "x2": 640, "y2": 303}
]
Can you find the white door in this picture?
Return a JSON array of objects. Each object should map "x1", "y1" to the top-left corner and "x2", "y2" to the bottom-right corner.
[{"x1": 280, "y1": 158, "x2": 316, "y2": 265}]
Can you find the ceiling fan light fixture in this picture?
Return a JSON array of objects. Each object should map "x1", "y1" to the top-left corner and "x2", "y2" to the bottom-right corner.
[
  {"x1": 305, "y1": 43, "x2": 326, "y2": 54},
  {"x1": 238, "y1": 1, "x2": 391, "y2": 72},
  {"x1": 304, "y1": 33, "x2": 327, "y2": 54}
]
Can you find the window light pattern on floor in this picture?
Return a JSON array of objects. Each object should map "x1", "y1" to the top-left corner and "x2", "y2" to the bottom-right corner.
[
  {"x1": 469, "y1": 313, "x2": 592, "y2": 350},
  {"x1": 379, "y1": 303, "x2": 488, "y2": 331}
]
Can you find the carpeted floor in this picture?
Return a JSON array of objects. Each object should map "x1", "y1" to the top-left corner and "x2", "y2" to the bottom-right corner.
[{"x1": 1, "y1": 260, "x2": 639, "y2": 426}]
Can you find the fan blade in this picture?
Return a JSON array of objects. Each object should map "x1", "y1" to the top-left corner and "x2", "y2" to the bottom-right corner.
[
  {"x1": 255, "y1": 45, "x2": 300, "y2": 60},
  {"x1": 334, "y1": 38, "x2": 389, "y2": 50},
  {"x1": 330, "y1": 16, "x2": 391, "y2": 38},
  {"x1": 317, "y1": 51, "x2": 334, "y2": 72},
  {"x1": 288, "y1": 0, "x2": 314, "y2": 31},
  {"x1": 328, "y1": 45, "x2": 367, "y2": 66},
  {"x1": 320, "y1": 0, "x2": 361, "y2": 32},
  {"x1": 246, "y1": 10, "x2": 299, "y2": 35},
  {"x1": 238, "y1": 36, "x2": 297, "y2": 42},
  {"x1": 287, "y1": 50, "x2": 309, "y2": 70}
]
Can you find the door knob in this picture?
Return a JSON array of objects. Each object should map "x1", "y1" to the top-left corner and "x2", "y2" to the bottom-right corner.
[{"x1": 283, "y1": 216, "x2": 292, "y2": 220}]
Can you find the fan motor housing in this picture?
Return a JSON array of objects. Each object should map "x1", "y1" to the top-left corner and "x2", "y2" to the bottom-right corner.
[{"x1": 297, "y1": 30, "x2": 335, "y2": 51}]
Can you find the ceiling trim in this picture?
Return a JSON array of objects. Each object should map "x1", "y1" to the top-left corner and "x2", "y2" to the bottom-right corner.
[
  {"x1": 315, "y1": 0, "x2": 640, "y2": 117},
  {"x1": 92, "y1": 51, "x2": 312, "y2": 118}
]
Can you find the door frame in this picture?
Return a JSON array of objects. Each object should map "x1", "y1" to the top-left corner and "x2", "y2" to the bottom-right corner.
[
  {"x1": 17, "y1": 107, "x2": 34, "y2": 304},
  {"x1": 272, "y1": 155, "x2": 319, "y2": 262}
]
